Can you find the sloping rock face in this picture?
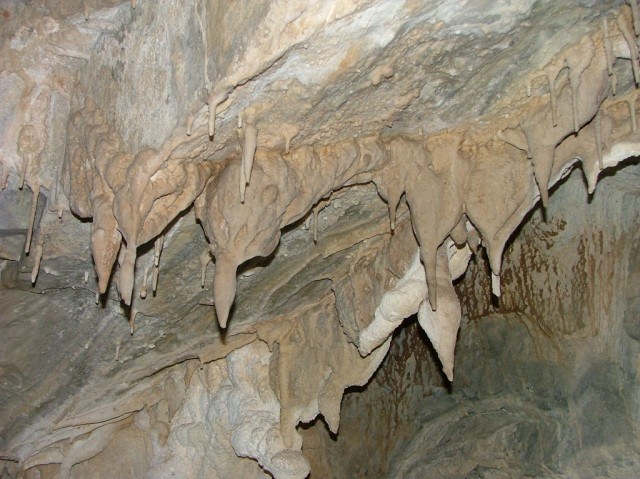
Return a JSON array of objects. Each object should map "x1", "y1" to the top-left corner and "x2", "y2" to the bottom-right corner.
[{"x1": 0, "y1": 1, "x2": 639, "y2": 478}]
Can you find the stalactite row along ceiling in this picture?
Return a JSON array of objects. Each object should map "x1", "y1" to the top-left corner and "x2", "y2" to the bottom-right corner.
[{"x1": 0, "y1": 0, "x2": 638, "y2": 478}]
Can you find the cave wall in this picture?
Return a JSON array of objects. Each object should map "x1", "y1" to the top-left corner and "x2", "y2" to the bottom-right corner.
[
  {"x1": 303, "y1": 163, "x2": 640, "y2": 478},
  {"x1": 1, "y1": 1, "x2": 640, "y2": 478}
]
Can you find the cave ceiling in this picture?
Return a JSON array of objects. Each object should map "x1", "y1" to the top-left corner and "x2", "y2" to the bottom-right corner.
[{"x1": 0, "y1": 0, "x2": 639, "y2": 478}]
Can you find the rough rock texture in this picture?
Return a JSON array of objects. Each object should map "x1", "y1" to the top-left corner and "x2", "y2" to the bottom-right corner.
[
  {"x1": 301, "y1": 163, "x2": 640, "y2": 478},
  {"x1": 0, "y1": 0, "x2": 639, "y2": 478}
]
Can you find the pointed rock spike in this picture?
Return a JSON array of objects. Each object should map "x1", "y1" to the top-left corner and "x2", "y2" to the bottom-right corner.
[
  {"x1": 118, "y1": 247, "x2": 136, "y2": 306},
  {"x1": 491, "y1": 272, "x2": 501, "y2": 298},
  {"x1": 115, "y1": 338, "x2": 121, "y2": 362},
  {"x1": 130, "y1": 309, "x2": 137, "y2": 335},
  {"x1": 207, "y1": 84, "x2": 231, "y2": 139},
  {"x1": 152, "y1": 265, "x2": 159, "y2": 293},
  {"x1": 389, "y1": 204, "x2": 396, "y2": 232},
  {"x1": 421, "y1": 249, "x2": 438, "y2": 311},
  {"x1": 25, "y1": 186, "x2": 39, "y2": 254},
  {"x1": 595, "y1": 109, "x2": 604, "y2": 172},
  {"x1": 467, "y1": 228, "x2": 481, "y2": 254},
  {"x1": 569, "y1": 70, "x2": 580, "y2": 133},
  {"x1": 83, "y1": 1, "x2": 89, "y2": 20},
  {"x1": 617, "y1": 14, "x2": 640, "y2": 85},
  {"x1": 602, "y1": 16, "x2": 614, "y2": 76},
  {"x1": 199, "y1": 250, "x2": 211, "y2": 288},
  {"x1": 213, "y1": 258, "x2": 238, "y2": 329},
  {"x1": 140, "y1": 265, "x2": 149, "y2": 298},
  {"x1": 31, "y1": 243, "x2": 43, "y2": 284},
  {"x1": 186, "y1": 112, "x2": 194, "y2": 136},
  {"x1": 313, "y1": 206, "x2": 318, "y2": 243},
  {"x1": 242, "y1": 122, "x2": 258, "y2": 185},
  {"x1": 547, "y1": 72, "x2": 558, "y2": 127},
  {"x1": 153, "y1": 235, "x2": 164, "y2": 267}
]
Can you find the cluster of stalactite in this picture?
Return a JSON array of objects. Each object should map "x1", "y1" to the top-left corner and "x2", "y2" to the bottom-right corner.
[{"x1": 3, "y1": 3, "x2": 640, "y2": 479}]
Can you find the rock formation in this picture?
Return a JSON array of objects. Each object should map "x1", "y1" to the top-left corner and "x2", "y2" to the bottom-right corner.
[{"x1": 0, "y1": 1, "x2": 638, "y2": 478}]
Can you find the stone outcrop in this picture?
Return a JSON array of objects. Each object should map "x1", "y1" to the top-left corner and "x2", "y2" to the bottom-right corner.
[{"x1": 0, "y1": 1, "x2": 638, "y2": 478}]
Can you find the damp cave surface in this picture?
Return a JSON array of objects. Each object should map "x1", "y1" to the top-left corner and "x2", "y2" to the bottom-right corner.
[{"x1": 0, "y1": 1, "x2": 639, "y2": 478}]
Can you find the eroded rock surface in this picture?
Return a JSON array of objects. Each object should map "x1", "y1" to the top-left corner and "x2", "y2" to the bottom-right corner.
[{"x1": 0, "y1": 1, "x2": 639, "y2": 478}]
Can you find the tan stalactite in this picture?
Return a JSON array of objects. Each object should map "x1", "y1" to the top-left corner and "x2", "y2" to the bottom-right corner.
[
  {"x1": 212, "y1": 256, "x2": 238, "y2": 329},
  {"x1": 312, "y1": 205, "x2": 319, "y2": 243},
  {"x1": 567, "y1": 38, "x2": 596, "y2": 134},
  {"x1": 114, "y1": 337, "x2": 121, "y2": 362},
  {"x1": 617, "y1": 10, "x2": 640, "y2": 85},
  {"x1": 130, "y1": 308, "x2": 138, "y2": 335},
  {"x1": 449, "y1": 216, "x2": 468, "y2": 246},
  {"x1": 140, "y1": 265, "x2": 149, "y2": 299},
  {"x1": 466, "y1": 223, "x2": 481, "y2": 254},
  {"x1": 25, "y1": 184, "x2": 39, "y2": 254},
  {"x1": 83, "y1": 1, "x2": 90, "y2": 21},
  {"x1": 154, "y1": 235, "x2": 164, "y2": 267},
  {"x1": 602, "y1": 16, "x2": 614, "y2": 76},
  {"x1": 405, "y1": 133, "x2": 467, "y2": 311},
  {"x1": 417, "y1": 244, "x2": 462, "y2": 381},
  {"x1": 131, "y1": 0, "x2": 137, "y2": 9},
  {"x1": 207, "y1": 84, "x2": 232, "y2": 139},
  {"x1": 547, "y1": 70, "x2": 559, "y2": 127},
  {"x1": 111, "y1": 135, "x2": 190, "y2": 305},
  {"x1": 281, "y1": 124, "x2": 300, "y2": 154},
  {"x1": 242, "y1": 114, "x2": 258, "y2": 191},
  {"x1": 31, "y1": 241, "x2": 43, "y2": 284},
  {"x1": 199, "y1": 250, "x2": 211, "y2": 288},
  {"x1": 152, "y1": 264, "x2": 160, "y2": 293},
  {"x1": 199, "y1": 139, "x2": 384, "y2": 327},
  {"x1": 595, "y1": 109, "x2": 604, "y2": 171},
  {"x1": 517, "y1": 30, "x2": 613, "y2": 208},
  {"x1": 491, "y1": 272, "x2": 501, "y2": 298}
]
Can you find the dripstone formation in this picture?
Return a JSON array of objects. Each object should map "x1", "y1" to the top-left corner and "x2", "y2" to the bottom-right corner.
[{"x1": 1, "y1": 1, "x2": 639, "y2": 478}]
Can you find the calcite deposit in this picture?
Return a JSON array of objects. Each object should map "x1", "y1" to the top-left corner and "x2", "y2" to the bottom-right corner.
[{"x1": 0, "y1": 1, "x2": 638, "y2": 478}]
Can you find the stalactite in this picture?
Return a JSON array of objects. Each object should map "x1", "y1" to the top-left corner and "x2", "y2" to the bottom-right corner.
[
  {"x1": 31, "y1": 242, "x2": 43, "y2": 284},
  {"x1": 25, "y1": 185, "x2": 39, "y2": 254},
  {"x1": 547, "y1": 71, "x2": 558, "y2": 127},
  {"x1": 152, "y1": 264, "x2": 160, "y2": 293},
  {"x1": 140, "y1": 265, "x2": 149, "y2": 298},
  {"x1": 114, "y1": 337, "x2": 121, "y2": 362},
  {"x1": 154, "y1": 235, "x2": 164, "y2": 268},
  {"x1": 602, "y1": 16, "x2": 613, "y2": 76},
  {"x1": 242, "y1": 116, "x2": 258, "y2": 187},
  {"x1": 207, "y1": 84, "x2": 231, "y2": 139},
  {"x1": 199, "y1": 250, "x2": 211, "y2": 288},
  {"x1": 617, "y1": 12, "x2": 640, "y2": 85},
  {"x1": 595, "y1": 110, "x2": 604, "y2": 171}
]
